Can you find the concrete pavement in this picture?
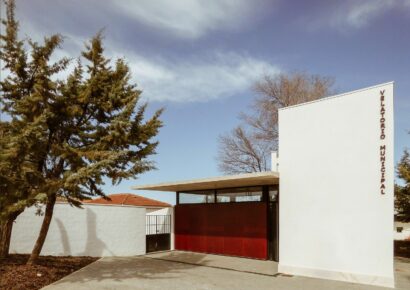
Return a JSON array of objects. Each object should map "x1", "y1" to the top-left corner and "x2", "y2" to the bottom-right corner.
[
  {"x1": 145, "y1": 250, "x2": 278, "y2": 276},
  {"x1": 42, "y1": 253, "x2": 410, "y2": 290}
]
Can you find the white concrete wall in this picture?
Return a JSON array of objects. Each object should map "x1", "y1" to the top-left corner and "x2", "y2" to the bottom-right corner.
[
  {"x1": 271, "y1": 151, "x2": 279, "y2": 171},
  {"x1": 278, "y1": 83, "x2": 394, "y2": 287},
  {"x1": 10, "y1": 203, "x2": 146, "y2": 257},
  {"x1": 394, "y1": 222, "x2": 410, "y2": 240},
  {"x1": 146, "y1": 207, "x2": 167, "y2": 214},
  {"x1": 147, "y1": 207, "x2": 175, "y2": 250},
  {"x1": 146, "y1": 207, "x2": 172, "y2": 216}
]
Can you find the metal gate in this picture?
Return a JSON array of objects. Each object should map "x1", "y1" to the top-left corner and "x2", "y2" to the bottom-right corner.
[{"x1": 146, "y1": 215, "x2": 171, "y2": 253}]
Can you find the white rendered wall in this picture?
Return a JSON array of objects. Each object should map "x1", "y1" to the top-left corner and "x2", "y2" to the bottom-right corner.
[
  {"x1": 394, "y1": 222, "x2": 410, "y2": 240},
  {"x1": 271, "y1": 151, "x2": 279, "y2": 171},
  {"x1": 278, "y1": 83, "x2": 394, "y2": 287},
  {"x1": 10, "y1": 203, "x2": 146, "y2": 257},
  {"x1": 147, "y1": 207, "x2": 175, "y2": 250}
]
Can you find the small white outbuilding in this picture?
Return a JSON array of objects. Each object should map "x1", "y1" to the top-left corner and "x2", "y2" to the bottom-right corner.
[{"x1": 10, "y1": 193, "x2": 172, "y2": 257}]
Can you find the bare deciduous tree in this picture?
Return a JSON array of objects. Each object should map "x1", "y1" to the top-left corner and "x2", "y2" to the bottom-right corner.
[{"x1": 218, "y1": 72, "x2": 334, "y2": 174}]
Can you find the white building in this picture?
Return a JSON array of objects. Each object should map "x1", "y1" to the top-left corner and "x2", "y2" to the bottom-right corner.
[
  {"x1": 394, "y1": 221, "x2": 410, "y2": 240},
  {"x1": 10, "y1": 82, "x2": 396, "y2": 288},
  {"x1": 134, "y1": 82, "x2": 395, "y2": 288},
  {"x1": 10, "y1": 194, "x2": 172, "y2": 257}
]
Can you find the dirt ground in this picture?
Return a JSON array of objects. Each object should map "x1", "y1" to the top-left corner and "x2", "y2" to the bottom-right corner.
[{"x1": 0, "y1": 254, "x2": 98, "y2": 290}]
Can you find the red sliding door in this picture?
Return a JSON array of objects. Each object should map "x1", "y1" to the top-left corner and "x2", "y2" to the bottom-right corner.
[{"x1": 175, "y1": 202, "x2": 267, "y2": 259}]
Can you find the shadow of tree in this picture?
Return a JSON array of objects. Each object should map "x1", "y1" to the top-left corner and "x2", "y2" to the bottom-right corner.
[
  {"x1": 55, "y1": 218, "x2": 71, "y2": 255},
  {"x1": 52, "y1": 250, "x2": 282, "y2": 288},
  {"x1": 81, "y1": 208, "x2": 112, "y2": 257},
  {"x1": 53, "y1": 254, "x2": 206, "y2": 285}
]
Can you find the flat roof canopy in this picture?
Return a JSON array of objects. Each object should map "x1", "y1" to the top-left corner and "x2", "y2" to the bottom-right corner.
[{"x1": 132, "y1": 171, "x2": 279, "y2": 192}]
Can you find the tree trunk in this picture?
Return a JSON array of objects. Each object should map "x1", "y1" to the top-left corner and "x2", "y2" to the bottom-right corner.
[
  {"x1": 27, "y1": 194, "x2": 57, "y2": 265},
  {"x1": 0, "y1": 218, "x2": 13, "y2": 259},
  {"x1": 0, "y1": 210, "x2": 23, "y2": 259}
]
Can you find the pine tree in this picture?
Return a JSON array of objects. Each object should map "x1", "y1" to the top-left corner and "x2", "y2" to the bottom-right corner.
[
  {"x1": 395, "y1": 149, "x2": 410, "y2": 222},
  {"x1": 27, "y1": 33, "x2": 163, "y2": 264},
  {"x1": 0, "y1": 0, "x2": 56, "y2": 258},
  {"x1": 0, "y1": 0, "x2": 163, "y2": 263}
]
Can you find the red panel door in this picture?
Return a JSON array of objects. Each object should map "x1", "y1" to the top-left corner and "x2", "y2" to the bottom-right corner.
[{"x1": 175, "y1": 202, "x2": 267, "y2": 259}]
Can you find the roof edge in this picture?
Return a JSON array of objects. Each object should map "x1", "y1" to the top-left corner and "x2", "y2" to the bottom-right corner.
[
  {"x1": 82, "y1": 193, "x2": 172, "y2": 207},
  {"x1": 55, "y1": 202, "x2": 171, "y2": 209},
  {"x1": 132, "y1": 171, "x2": 279, "y2": 191},
  {"x1": 279, "y1": 81, "x2": 394, "y2": 112}
]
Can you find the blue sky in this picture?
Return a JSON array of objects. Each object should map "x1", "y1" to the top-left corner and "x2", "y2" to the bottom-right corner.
[{"x1": 6, "y1": 0, "x2": 410, "y2": 204}]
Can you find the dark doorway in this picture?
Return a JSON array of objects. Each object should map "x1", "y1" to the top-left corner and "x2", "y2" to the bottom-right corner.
[
  {"x1": 146, "y1": 215, "x2": 171, "y2": 253},
  {"x1": 266, "y1": 185, "x2": 279, "y2": 262}
]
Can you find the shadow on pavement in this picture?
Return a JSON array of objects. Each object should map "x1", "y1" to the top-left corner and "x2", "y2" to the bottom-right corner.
[{"x1": 50, "y1": 254, "x2": 206, "y2": 285}]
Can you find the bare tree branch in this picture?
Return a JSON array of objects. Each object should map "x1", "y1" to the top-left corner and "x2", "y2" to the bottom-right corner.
[{"x1": 218, "y1": 72, "x2": 334, "y2": 174}]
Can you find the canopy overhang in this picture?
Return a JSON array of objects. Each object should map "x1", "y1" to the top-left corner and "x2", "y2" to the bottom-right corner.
[{"x1": 132, "y1": 171, "x2": 279, "y2": 192}]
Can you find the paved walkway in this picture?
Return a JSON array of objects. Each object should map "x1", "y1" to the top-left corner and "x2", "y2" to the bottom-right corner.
[
  {"x1": 145, "y1": 250, "x2": 278, "y2": 276},
  {"x1": 42, "y1": 253, "x2": 410, "y2": 290}
]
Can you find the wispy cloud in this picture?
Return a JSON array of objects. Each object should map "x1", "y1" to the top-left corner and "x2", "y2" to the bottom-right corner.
[
  {"x1": 334, "y1": 0, "x2": 395, "y2": 29},
  {"x1": 16, "y1": 29, "x2": 280, "y2": 103},
  {"x1": 108, "y1": 0, "x2": 271, "y2": 39},
  {"x1": 121, "y1": 51, "x2": 280, "y2": 102},
  {"x1": 5, "y1": 0, "x2": 280, "y2": 104},
  {"x1": 307, "y1": 0, "x2": 406, "y2": 31}
]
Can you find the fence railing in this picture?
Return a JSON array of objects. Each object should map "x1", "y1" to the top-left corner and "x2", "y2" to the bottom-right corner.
[{"x1": 146, "y1": 215, "x2": 171, "y2": 235}]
